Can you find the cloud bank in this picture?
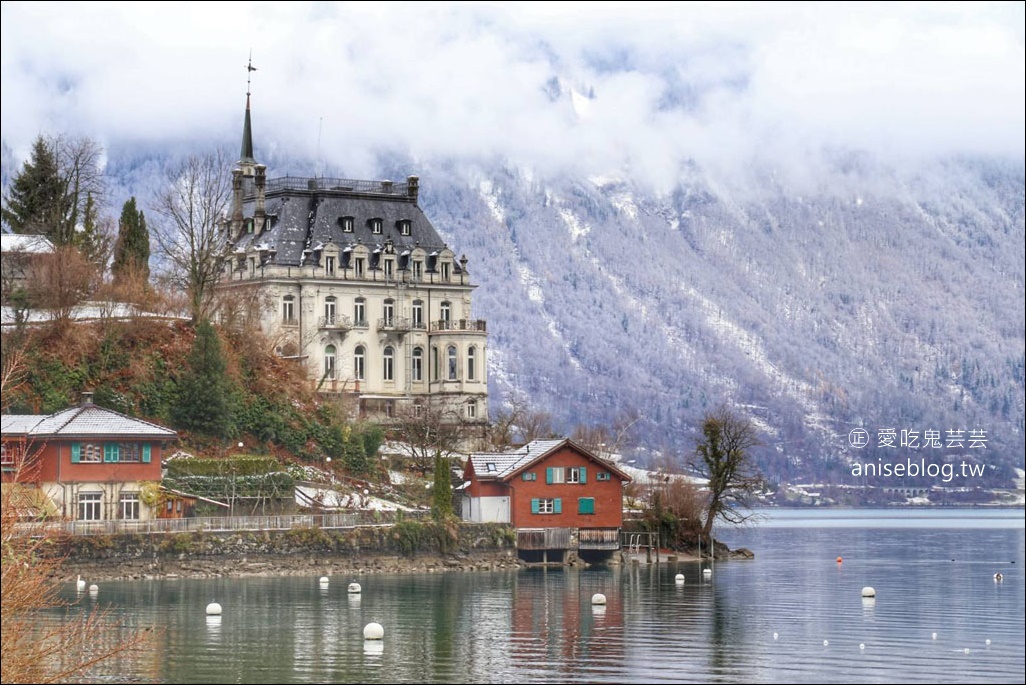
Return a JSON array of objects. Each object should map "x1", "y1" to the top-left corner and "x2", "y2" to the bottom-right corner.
[{"x1": 2, "y1": 1, "x2": 1023, "y2": 187}]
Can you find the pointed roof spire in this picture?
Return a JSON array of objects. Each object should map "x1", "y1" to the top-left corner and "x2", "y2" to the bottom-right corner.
[{"x1": 240, "y1": 52, "x2": 257, "y2": 167}]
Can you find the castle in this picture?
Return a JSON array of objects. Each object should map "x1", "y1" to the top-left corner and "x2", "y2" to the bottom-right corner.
[{"x1": 216, "y1": 78, "x2": 487, "y2": 425}]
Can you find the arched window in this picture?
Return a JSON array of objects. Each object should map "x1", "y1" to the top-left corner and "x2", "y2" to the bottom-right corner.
[
  {"x1": 383, "y1": 346, "x2": 395, "y2": 381},
  {"x1": 412, "y1": 347, "x2": 424, "y2": 382},
  {"x1": 467, "y1": 346, "x2": 476, "y2": 381},
  {"x1": 412, "y1": 300, "x2": 424, "y2": 328},
  {"x1": 354, "y1": 345, "x2": 365, "y2": 381},
  {"x1": 324, "y1": 296, "x2": 337, "y2": 325},
  {"x1": 354, "y1": 297, "x2": 366, "y2": 326},
  {"x1": 324, "y1": 344, "x2": 337, "y2": 378},
  {"x1": 447, "y1": 345, "x2": 458, "y2": 381}
]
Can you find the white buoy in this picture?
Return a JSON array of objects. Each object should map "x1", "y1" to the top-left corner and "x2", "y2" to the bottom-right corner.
[
  {"x1": 206, "y1": 602, "x2": 222, "y2": 616},
  {"x1": 76, "y1": 575, "x2": 86, "y2": 591},
  {"x1": 985, "y1": 639, "x2": 991, "y2": 646},
  {"x1": 964, "y1": 648, "x2": 970, "y2": 654},
  {"x1": 773, "y1": 632, "x2": 778, "y2": 640},
  {"x1": 591, "y1": 593, "x2": 607, "y2": 605},
  {"x1": 363, "y1": 622, "x2": 384, "y2": 640},
  {"x1": 703, "y1": 568, "x2": 712, "y2": 577},
  {"x1": 348, "y1": 582, "x2": 362, "y2": 594},
  {"x1": 993, "y1": 573, "x2": 1003, "y2": 581},
  {"x1": 675, "y1": 573, "x2": 685, "y2": 583},
  {"x1": 88, "y1": 584, "x2": 99, "y2": 595},
  {"x1": 861, "y1": 586, "x2": 876, "y2": 598},
  {"x1": 932, "y1": 632, "x2": 938, "y2": 640},
  {"x1": 319, "y1": 576, "x2": 329, "y2": 586},
  {"x1": 859, "y1": 643, "x2": 865, "y2": 650},
  {"x1": 823, "y1": 639, "x2": 829, "y2": 647}
]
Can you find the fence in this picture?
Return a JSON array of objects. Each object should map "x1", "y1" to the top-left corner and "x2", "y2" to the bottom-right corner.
[{"x1": 28, "y1": 509, "x2": 432, "y2": 537}]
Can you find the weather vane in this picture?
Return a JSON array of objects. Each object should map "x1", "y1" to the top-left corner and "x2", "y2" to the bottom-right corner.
[{"x1": 246, "y1": 50, "x2": 257, "y2": 96}]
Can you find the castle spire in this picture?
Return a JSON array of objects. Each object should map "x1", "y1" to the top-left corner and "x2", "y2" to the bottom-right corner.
[{"x1": 239, "y1": 53, "x2": 257, "y2": 168}]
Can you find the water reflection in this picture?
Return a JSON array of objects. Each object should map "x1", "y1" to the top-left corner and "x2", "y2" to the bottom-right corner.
[{"x1": 52, "y1": 510, "x2": 1024, "y2": 684}]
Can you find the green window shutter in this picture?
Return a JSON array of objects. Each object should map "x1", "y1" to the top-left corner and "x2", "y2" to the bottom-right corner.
[
  {"x1": 578, "y1": 497, "x2": 595, "y2": 515},
  {"x1": 103, "y1": 443, "x2": 114, "y2": 463},
  {"x1": 522, "y1": 472, "x2": 531, "y2": 481},
  {"x1": 71, "y1": 443, "x2": 81, "y2": 463},
  {"x1": 546, "y1": 467, "x2": 553, "y2": 484},
  {"x1": 531, "y1": 498, "x2": 540, "y2": 514},
  {"x1": 580, "y1": 466, "x2": 587, "y2": 483},
  {"x1": 142, "y1": 444, "x2": 151, "y2": 464},
  {"x1": 554, "y1": 498, "x2": 562, "y2": 514}
]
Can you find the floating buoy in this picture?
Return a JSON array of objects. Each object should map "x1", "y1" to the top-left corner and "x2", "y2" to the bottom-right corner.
[
  {"x1": 836, "y1": 557, "x2": 843, "y2": 563},
  {"x1": 675, "y1": 573, "x2": 685, "y2": 583},
  {"x1": 932, "y1": 632, "x2": 938, "y2": 640},
  {"x1": 823, "y1": 639, "x2": 829, "y2": 647},
  {"x1": 206, "y1": 602, "x2": 222, "y2": 616},
  {"x1": 348, "y1": 582, "x2": 362, "y2": 594},
  {"x1": 363, "y1": 622, "x2": 384, "y2": 640},
  {"x1": 993, "y1": 573, "x2": 1003, "y2": 581},
  {"x1": 76, "y1": 575, "x2": 86, "y2": 591},
  {"x1": 859, "y1": 643, "x2": 865, "y2": 650},
  {"x1": 985, "y1": 639, "x2": 991, "y2": 646},
  {"x1": 773, "y1": 632, "x2": 778, "y2": 640},
  {"x1": 861, "y1": 586, "x2": 876, "y2": 598},
  {"x1": 964, "y1": 648, "x2": 970, "y2": 655},
  {"x1": 319, "y1": 576, "x2": 329, "y2": 586},
  {"x1": 702, "y1": 568, "x2": 712, "y2": 578},
  {"x1": 591, "y1": 593, "x2": 607, "y2": 605},
  {"x1": 88, "y1": 584, "x2": 99, "y2": 595}
]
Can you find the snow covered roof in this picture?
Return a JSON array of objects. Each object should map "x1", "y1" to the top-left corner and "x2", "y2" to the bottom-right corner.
[
  {"x1": 1, "y1": 400, "x2": 176, "y2": 440},
  {"x1": 467, "y1": 439, "x2": 632, "y2": 482},
  {"x1": 1, "y1": 234, "x2": 54, "y2": 254}
]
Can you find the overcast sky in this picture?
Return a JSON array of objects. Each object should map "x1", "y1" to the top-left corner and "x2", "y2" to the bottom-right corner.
[{"x1": 2, "y1": 1, "x2": 1023, "y2": 187}]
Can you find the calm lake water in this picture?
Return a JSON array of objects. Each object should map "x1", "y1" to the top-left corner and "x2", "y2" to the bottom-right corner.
[{"x1": 62, "y1": 508, "x2": 1025, "y2": 683}]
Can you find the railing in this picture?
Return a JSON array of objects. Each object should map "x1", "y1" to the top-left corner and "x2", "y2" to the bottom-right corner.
[
  {"x1": 579, "y1": 527, "x2": 622, "y2": 550},
  {"x1": 318, "y1": 315, "x2": 352, "y2": 330},
  {"x1": 261, "y1": 177, "x2": 411, "y2": 196},
  {"x1": 517, "y1": 527, "x2": 572, "y2": 550},
  {"x1": 27, "y1": 510, "x2": 433, "y2": 537},
  {"x1": 429, "y1": 319, "x2": 487, "y2": 333},
  {"x1": 377, "y1": 317, "x2": 412, "y2": 332}
]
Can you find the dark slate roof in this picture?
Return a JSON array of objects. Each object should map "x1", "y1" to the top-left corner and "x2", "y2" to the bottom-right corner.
[{"x1": 234, "y1": 178, "x2": 451, "y2": 267}]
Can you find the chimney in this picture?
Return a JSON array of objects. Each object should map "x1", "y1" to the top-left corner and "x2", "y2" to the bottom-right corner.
[
  {"x1": 407, "y1": 175, "x2": 419, "y2": 202},
  {"x1": 80, "y1": 392, "x2": 94, "y2": 406}
]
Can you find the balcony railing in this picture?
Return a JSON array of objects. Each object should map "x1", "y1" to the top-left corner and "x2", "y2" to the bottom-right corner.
[
  {"x1": 377, "y1": 317, "x2": 412, "y2": 333},
  {"x1": 429, "y1": 319, "x2": 487, "y2": 333},
  {"x1": 318, "y1": 315, "x2": 352, "y2": 331}
]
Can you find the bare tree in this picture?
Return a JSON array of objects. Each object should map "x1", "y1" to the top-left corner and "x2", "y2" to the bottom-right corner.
[
  {"x1": 26, "y1": 245, "x2": 98, "y2": 331},
  {"x1": 53, "y1": 134, "x2": 108, "y2": 245},
  {"x1": 389, "y1": 403, "x2": 465, "y2": 475},
  {"x1": 485, "y1": 396, "x2": 558, "y2": 449},
  {"x1": 571, "y1": 409, "x2": 640, "y2": 459},
  {"x1": 151, "y1": 148, "x2": 233, "y2": 322},
  {"x1": 688, "y1": 406, "x2": 765, "y2": 539}
]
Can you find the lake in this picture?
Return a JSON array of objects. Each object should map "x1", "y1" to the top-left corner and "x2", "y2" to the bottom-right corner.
[{"x1": 61, "y1": 508, "x2": 1024, "y2": 683}]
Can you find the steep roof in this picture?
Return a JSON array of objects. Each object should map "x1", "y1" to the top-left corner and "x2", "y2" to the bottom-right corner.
[
  {"x1": 467, "y1": 439, "x2": 632, "y2": 483},
  {"x1": 1, "y1": 403, "x2": 176, "y2": 440}
]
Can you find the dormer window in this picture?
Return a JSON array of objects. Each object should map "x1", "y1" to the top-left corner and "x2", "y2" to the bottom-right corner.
[
  {"x1": 384, "y1": 258, "x2": 394, "y2": 280},
  {"x1": 440, "y1": 261, "x2": 450, "y2": 281},
  {"x1": 245, "y1": 218, "x2": 254, "y2": 234},
  {"x1": 325, "y1": 255, "x2": 336, "y2": 276},
  {"x1": 341, "y1": 216, "x2": 355, "y2": 233},
  {"x1": 370, "y1": 218, "x2": 383, "y2": 234},
  {"x1": 398, "y1": 220, "x2": 412, "y2": 236}
]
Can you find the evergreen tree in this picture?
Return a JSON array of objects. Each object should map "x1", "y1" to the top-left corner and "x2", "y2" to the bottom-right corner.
[
  {"x1": 1, "y1": 136, "x2": 64, "y2": 237},
  {"x1": 77, "y1": 192, "x2": 109, "y2": 268},
  {"x1": 112, "y1": 197, "x2": 150, "y2": 286},
  {"x1": 173, "y1": 320, "x2": 235, "y2": 439},
  {"x1": 431, "y1": 452, "x2": 454, "y2": 521}
]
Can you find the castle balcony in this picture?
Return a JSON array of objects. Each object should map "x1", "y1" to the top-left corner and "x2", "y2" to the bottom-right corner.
[
  {"x1": 377, "y1": 317, "x2": 412, "y2": 334},
  {"x1": 318, "y1": 315, "x2": 352, "y2": 332},
  {"x1": 429, "y1": 319, "x2": 487, "y2": 335}
]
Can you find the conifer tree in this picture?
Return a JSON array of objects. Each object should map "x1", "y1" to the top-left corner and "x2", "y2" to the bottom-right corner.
[
  {"x1": 77, "y1": 192, "x2": 110, "y2": 268},
  {"x1": 112, "y1": 197, "x2": 150, "y2": 287},
  {"x1": 173, "y1": 320, "x2": 235, "y2": 439},
  {"x1": 1, "y1": 136, "x2": 64, "y2": 237},
  {"x1": 432, "y1": 451, "x2": 454, "y2": 520}
]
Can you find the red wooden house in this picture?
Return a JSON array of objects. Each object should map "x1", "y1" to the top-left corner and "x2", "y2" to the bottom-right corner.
[
  {"x1": 1, "y1": 393, "x2": 176, "y2": 521},
  {"x1": 461, "y1": 439, "x2": 632, "y2": 562}
]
